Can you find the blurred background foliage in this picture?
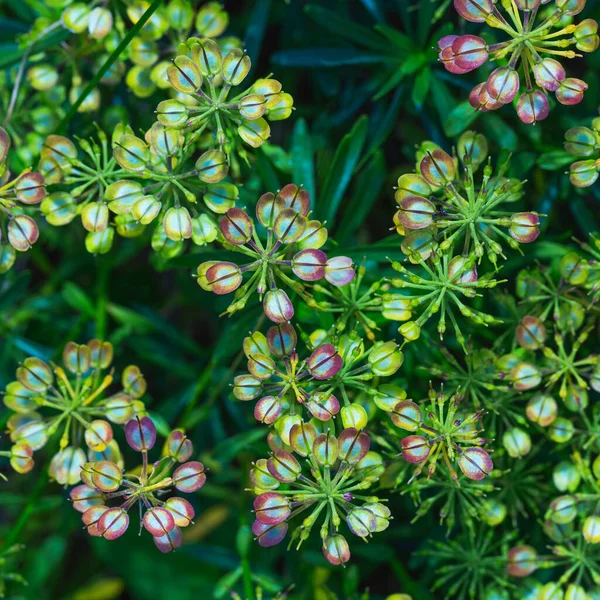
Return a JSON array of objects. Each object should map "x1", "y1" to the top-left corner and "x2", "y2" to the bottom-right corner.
[{"x1": 0, "y1": 0, "x2": 599, "y2": 598}]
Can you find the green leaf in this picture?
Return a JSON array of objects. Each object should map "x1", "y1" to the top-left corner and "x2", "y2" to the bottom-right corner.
[
  {"x1": 482, "y1": 114, "x2": 518, "y2": 151},
  {"x1": 318, "y1": 115, "x2": 369, "y2": 223},
  {"x1": 62, "y1": 282, "x2": 96, "y2": 318},
  {"x1": 244, "y1": 0, "x2": 271, "y2": 69},
  {"x1": 536, "y1": 151, "x2": 574, "y2": 170},
  {"x1": 271, "y1": 47, "x2": 392, "y2": 67},
  {"x1": 304, "y1": 5, "x2": 392, "y2": 53},
  {"x1": 443, "y1": 101, "x2": 480, "y2": 137},
  {"x1": 375, "y1": 24, "x2": 415, "y2": 52},
  {"x1": 337, "y1": 150, "x2": 386, "y2": 242},
  {"x1": 291, "y1": 119, "x2": 316, "y2": 207},
  {"x1": 411, "y1": 67, "x2": 431, "y2": 109}
]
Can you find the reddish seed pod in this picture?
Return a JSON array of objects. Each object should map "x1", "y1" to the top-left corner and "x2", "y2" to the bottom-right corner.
[{"x1": 125, "y1": 416, "x2": 156, "y2": 452}]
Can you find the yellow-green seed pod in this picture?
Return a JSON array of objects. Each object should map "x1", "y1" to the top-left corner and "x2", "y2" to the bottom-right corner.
[
  {"x1": 132, "y1": 195, "x2": 161, "y2": 225},
  {"x1": 150, "y1": 61, "x2": 171, "y2": 89},
  {"x1": 41, "y1": 191, "x2": 77, "y2": 226},
  {"x1": 126, "y1": 65, "x2": 156, "y2": 98},
  {"x1": 115, "y1": 213, "x2": 145, "y2": 238},
  {"x1": 398, "y1": 321, "x2": 420, "y2": 341},
  {"x1": 340, "y1": 404, "x2": 368, "y2": 429},
  {"x1": 164, "y1": 206, "x2": 192, "y2": 241},
  {"x1": 252, "y1": 78, "x2": 282, "y2": 97},
  {"x1": 27, "y1": 64, "x2": 59, "y2": 91},
  {"x1": 156, "y1": 99, "x2": 189, "y2": 127},
  {"x1": 274, "y1": 414, "x2": 302, "y2": 446},
  {"x1": 0, "y1": 244, "x2": 16, "y2": 273},
  {"x1": 81, "y1": 202, "x2": 109, "y2": 233},
  {"x1": 194, "y1": 40, "x2": 223, "y2": 77},
  {"x1": 129, "y1": 38, "x2": 159, "y2": 68},
  {"x1": 152, "y1": 224, "x2": 185, "y2": 259},
  {"x1": 203, "y1": 182, "x2": 237, "y2": 213},
  {"x1": 265, "y1": 92, "x2": 294, "y2": 121},
  {"x1": 88, "y1": 7, "x2": 113, "y2": 40},
  {"x1": 127, "y1": 1, "x2": 169, "y2": 40},
  {"x1": 62, "y1": 3, "x2": 90, "y2": 33},
  {"x1": 167, "y1": 0, "x2": 194, "y2": 30},
  {"x1": 149, "y1": 123, "x2": 183, "y2": 157},
  {"x1": 368, "y1": 341, "x2": 403, "y2": 376},
  {"x1": 168, "y1": 55, "x2": 202, "y2": 95},
  {"x1": 222, "y1": 49, "x2": 251, "y2": 86},
  {"x1": 191, "y1": 214, "x2": 218, "y2": 246},
  {"x1": 238, "y1": 117, "x2": 270, "y2": 148},
  {"x1": 239, "y1": 94, "x2": 267, "y2": 120},
  {"x1": 105, "y1": 180, "x2": 145, "y2": 214},
  {"x1": 113, "y1": 134, "x2": 150, "y2": 171},
  {"x1": 583, "y1": 516, "x2": 600, "y2": 544},
  {"x1": 41, "y1": 134, "x2": 77, "y2": 171},
  {"x1": 69, "y1": 85, "x2": 100, "y2": 113},
  {"x1": 85, "y1": 227, "x2": 114, "y2": 254},
  {"x1": 195, "y1": 1, "x2": 229, "y2": 38},
  {"x1": 195, "y1": 149, "x2": 228, "y2": 183}
]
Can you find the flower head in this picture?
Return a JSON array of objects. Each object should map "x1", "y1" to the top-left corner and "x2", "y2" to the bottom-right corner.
[
  {"x1": 71, "y1": 416, "x2": 205, "y2": 552},
  {"x1": 441, "y1": 0, "x2": 599, "y2": 123},
  {"x1": 249, "y1": 424, "x2": 388, "y2": 566},
  {"x1": 3, "y1": 339, "x2": 146, "y2": 483}
]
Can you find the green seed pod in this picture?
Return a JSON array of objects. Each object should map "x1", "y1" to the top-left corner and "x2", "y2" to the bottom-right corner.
[
  {"x1": 265, "y1": 93, "x2": 294, "y2": 121},
  {"x1": 0, "y1": 244, "x2": 16, "y2": 273},
  {"x1": 457, "y1": 130, "x2": 488, "y2": 170},
  {"x1": 560, "y1": 251, "x2": 589, "y2": 284},
  {"x1": 129, "y1": 38, "x2": 159, "y2": 68},
  {"x1": 203, "y1": 182, "x2": 237, "y2": 213},
  {"x1": 480, "y1": 499, "x2": 507, "y2": 526},
  {"x1": 549, "y1": 417, "x2": 574, "y2": 443},
  {"x1": 503, "y1": 427, "x2": 532, "y2": 458},
  {"x1": 105, "y1": 180, "x2": 145, "y2": 214},
  {"x1": 113, "y1": 134, "x2": 150, "y2": 171},
  {"x1": 167, "y1": 0, "x2": 194, "y2": 30},
  {"x1": 81, "y1": 202, "x2": 109, "y2": 232},
  {"x1": 569, "y1": 159, "x2": 599, "y2": 188},
  {"x1": 115, "y1": 212, "x2": 145, "y2": 238},
  {"x1": 340, "y1": 405, "x2": 368, "y2": 430},
  {"x1": 164, "y1": 207, "x2": 193, "y2": 241},
  {"x1": 27, "y1": 64, "x2": 59, "y2": 91},
  {"x1": 149, "y1": 61, "x2": 171, "y2": 89},
  {"x1": 196, "y1": 149, "x2": 228, "y2": 183},
  {"x1": 222, "y1": 49, "x2": 251, "y2": 86},
  {"x1": 148, "y1": 123, "x2": 183, "y2": 157},
  {"x1": 374, "y1": 384, "x2": 407, "y2": 412},
  {"x1": 195, "y1": 1, "x2": 229, "y2": 38},
  {"x1": 239, "y1": 94, "x2": 267, "y2": 120},
  {"x1": 583, "y1": 516, "x2": 600, "y2": 544},
  {"x1": 88, "y1": 7, "x2": 113, "y2": 40},
  {"x1": 168, "y1": 55, "x2": 202, "y2": 94},
  {"x1": 192, "y1": 39, "x2": 222, "y2": 76},
  {"x1": 126, "y1": 65, "x2": 156, "y2": 99},
  {"x1": 398, "y1": 321, "x2": 420, "y2": 342},
  {"x1": 85, "y1": 228, "x2": 114, "y2": 254},
  {"x1": 191, "y1": 214, "x2": 218, "y2": 246},
  {"x1": 132, "y1": 196, "x2": 161, "y2": 225},
  {"x1": 553, "y1": 461, "x2": 581, "y2": 493},
  {"x1": 238, "y1": 118, "x2": 270, "y2": 148},
  {"x1": 368, "y1": 341, "x2": 403, "y2": 376},
  {"x1": 156, "y1": 99, "x2": 189, "y2": 127},
  {"x1": 152, "y1": 224, "x2": 185, "y2": 259},
  {"x1": 62, "y1": 3, "x2": 90, "y2": 33},
  {"x1": 564, "y1": 126, "x2": 598, "y2": 156},
  {"x1": 69, "y1": 85, "x2": 100, "y2": 113}
]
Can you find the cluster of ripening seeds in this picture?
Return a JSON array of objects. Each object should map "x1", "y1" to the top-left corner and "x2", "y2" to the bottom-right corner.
[
  {"x1": 71, "y1": 416, "x2": 206, "y2": 552},
  {"x1": 440, "y1": 0, "x2": 599, "y2": 124},
  {"x1": 33, "y1": 1, "x2": 233, "y2": 109},
  {"x1": 389, "y1": 132, "x2": 542, "y2": 350},
  {"x1": 233, "y1": 323, "x2": 404, "y2": 433},
  {"x1": 2, "y1": 339, "x2": 147, "y2": 484},
  {"x1": 389, "y1": 385, "x2": 494, "y2": 485},
  {"x1": 249, "y1": 423, "x2": 390, "y2": 566},
  {"x1": 0, "y1": 127, "x2": 46, "y2": 273},
  {"x1": 160, "y1": 36, "x2": 293, "y2": 167},
  {"x1": 564, "y1": 115, "x2": 600, "y2": 187},
  {"x1": 560, "y1": 235, "x2": 600, "y2": 306},
  {"x1": 196, "y1": 184, "x2": 355, "y2": 320}
]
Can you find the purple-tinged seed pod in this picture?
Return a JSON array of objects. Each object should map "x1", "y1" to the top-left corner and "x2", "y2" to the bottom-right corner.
[
  {"x1": 323, "y1": 534, "x2": 351, "y2": 566},
  {"x1": 390, "y1": 401, "x2": 423, "y2": 431},
  {"x1": 233, "y1": 374, "x2": 263, "y2": 401},
  {"x1": 88, "y1": 460, "x2": 123, "y2": 492},
  {"x1": 313, "y1": 432, "x2": 339, "y2": 466},
  {"x1": 292, "y1": 249, "x2": 327, "y2": 281},
  {"x1": 338, "y1": 428, "x2": 370, "y2": 464},
  {"x1": 267, "y1": 450, "x2": 301, "y2": 483},
  {"x1": 515, "y1": 316, "x2": 546, "y2": 350},
  {"x1": 266, "y1": 323, "x2": 297, "y2": 357},
  {"x1": 307, "y1": 344, "x2": 342, "y2": 380},
  {"x1": 276, "y1": 184, "x2": 310, "y2": 216},
  {"x1": 516, "y1": 91, "x2": 549, "y2": 124},
  {"x1": 70, "y1": 484, "x2": 105, "y2": 513},
  {"x1": 14, "y1": 172, "x2": 46, "y2": 205},
  {"x1": 307, "y1": 392, "x2": 340, "y2": 421},
  {"x1": 254, "y1": 395, "x2": 282, "y2": 425},
  {"x1": 486, "y1": 67, "x2": 519, "y2": 103},
  {"x1": 82, "y1": 505, "x2": 109, "y2": 537},
  {"x1": 252, "y1": 519, "x2": 288, "y2": 547},
  {"x1": 509, "y1": 212, "x2": 540, "y2": 243},
  {"x1": 122, "y1": 365, "x2": 146, "y2": 398},
  {"x1": 556, "y1": 78, "x2": 588, "y2": 105},
  {"x1": 533, "y1": 58, "x2": 566, "y2": 92},
  {"x1": 220, "y1": 207, "x2": 253, "y2": 245},
  {"x1": 164, "y1": 497, "x2": 195, "y2": 528},
  {"x1": 458, "y1": 447, "x2": 493, "y2": 480},
  {"x1": 400, "y1": 435, "x2": 430, "y2": 463},
  {"x1": 454, "y1": 0, "x2": 494, "y2": 23},
  {"x1": 84, "y1": 420, "x2": 114, "y2": 453},
  {"x1": 263, "y1": 289, "x2": 294, "y2": 324},
  {"x1": 173, "y1": 461, "x2": 206, "y2": 492},
  {"x1": 451, "y1": 35, "x2": 488, "y2": 72},
  {"x1": 8, "y1": 215, "x2": 39, "y2": 251},
  {"x1": 325, "y1": 256, "x2": 355, "y2": 286},
  {"x1": 154, "y1": 525, "x2": 183, "y2": 553},
  {"x1": 395, "y1": 196, "x2": 436, "y2": 230},
  {"x1": 507, "y1": 545, "x2": 538, "y2": 577},
  {"x1": 125, "y1": 416, "x2": 156, "y2": 452},
  {"x1": 289, "y1": 422, "x2": 317, "y2": 457},
  {"x1": 98, "y1": 507, "x2": 130, "y2": 540},
  {"x1": 143, "y1": 507, "x2": 176, "y2": 536},
  {"x1": 247, "y1": 354, "x2": 276, "y2": 380},
  {"x1": 10, "y1": 442, "x2": 34, "y2": 474},
  {"x1": 420, "y1": 149, "x2": 455, "y2": 187},
  {"x1": 346, "y1": 507, "x2": 377, "y2": 538},
  {"x1": 166, "y1": 430, "x2": 193, "y2": 463},
  {"x1": 273, "y1": 208, "x2": 307, "y2": 243},
  {"x1": 253, "y1": 492, "x2": 291, "y2": 525},
  {"x1": 205, "y1": 261, "x2": 243, "y2": 295},
  {"x1": 256, "y1": 192, "x2": 285, "y2": 229}
]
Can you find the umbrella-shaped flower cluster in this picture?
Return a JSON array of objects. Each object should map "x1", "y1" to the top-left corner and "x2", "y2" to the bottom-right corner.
[
  {"x1": 440, "y1": 0, "x2": 599, "y2": 124},
  {"x1": 162, "y1": 36, "x2": 293, "y2": 165},
  {"x1": 249, "y1": 423, "x2": 389, "y2": 566},
  {"x1": 390, "y1": 385, "x2": 494, "y2": 484},
  {"x1": 196, "y1": 184, "x2": 355, "y2": 320},
  {"x1": 3, "y1": 339, "x2": 146, "y2": 484},
  {"x1": 393, "y1": 133, "x2": 541, "y2": 264},
  {"x1": 0, "y1": 126, "x2": 46, "y2": 272},
  {"x1": 71, "y1": 416, "x2": 206, "y2": 552},
  {"x1": 233, "y1": 324, "x2": 404, "y2": 433}
]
